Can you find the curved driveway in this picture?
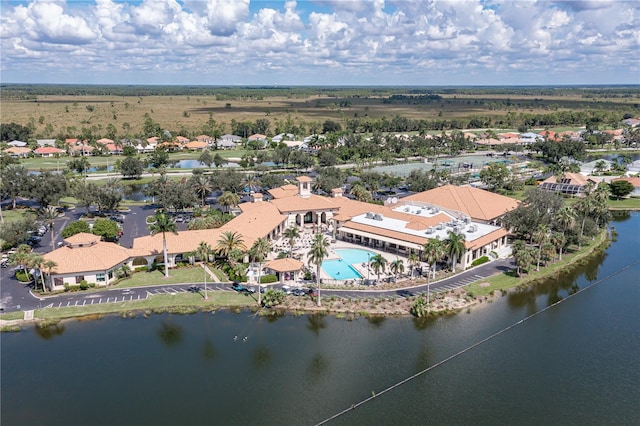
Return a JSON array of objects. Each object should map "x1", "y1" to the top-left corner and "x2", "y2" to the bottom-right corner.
[{"x1": 1, "y1": 257, "x2": 514, "y2": 314}]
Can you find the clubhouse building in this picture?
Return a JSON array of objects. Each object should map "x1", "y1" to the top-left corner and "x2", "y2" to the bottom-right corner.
[{"x1": 43, "y1": 177, "x2": 519, "y2": 291}]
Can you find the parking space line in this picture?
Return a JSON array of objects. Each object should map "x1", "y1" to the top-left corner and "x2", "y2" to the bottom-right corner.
[
  {"x1": 99, "y1": 298, "x2": 102, "y2": 304},
  {"x1": 82, "y1": 300, "x2": 86, "y2": 306},
  {"x1": 66, "y1": 301, "x2": 70, "y2": 307}
]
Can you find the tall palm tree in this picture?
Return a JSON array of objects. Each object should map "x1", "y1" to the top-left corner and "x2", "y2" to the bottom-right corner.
[
  {"x1": 191, "y1": 174, "x2": 212, "y2": 207},
  {"x1": 283, "y1": 226, "x2": 300, "y2": 256},
  {"x1": 216, "y1": 231, "x2": 246, "y2": 260},
  {"x1": 39, "y1": 206, "x2": 59, "y2": 252},
  {"x1": 407, "y1": 252, "x2": 419, "y2": 280},
  {"x1": 533, "y1": 224, "x2": 550, "y2": 271},
  {"x1": 389, "y1": 258, "x2": 404, "y2": 282},
  {"x1": 307, "y1": 233, "x2": 329, "y2": 307},
  {"x1": 369, "y1": 254, "x2": 388, "y2": 283},
  {"x1": 9, "y1": 244, "x2": 33, "y2": 281},
  {"x1": 41, "y1": 259, "x2": 57, "y2": 292},
  {"x1": 27, "y1": 253, "x2": 44, "y2": 291},
  {"x1": 422, "y1": 237, "x2": 444, "y2": 281},
  {"x1": 249, "y1": 237, "x2": 270, "y2": 306},
  {"x1": 196, "y1": 241, "x2": 212, "y2": 300},
  {"x1": 218, "y1": 191, "x2": 240, "y2": 214},
  {"x1": 444, "y1": 231, "x2": 466, "y2": 272},
  {"x1": 148, "y1": 210, "x2": 177, "y2": 278},
  {"x1": 555, "y1": 205, "x2": 576, "y2": 252}
]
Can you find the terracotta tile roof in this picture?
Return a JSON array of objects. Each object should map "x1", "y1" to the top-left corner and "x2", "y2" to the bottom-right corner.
[
  {"x1": 296, "y1": 176, "x2": 313, "y2": 183},
  {"x1": 69, "y1": 144, "x2": 95, "y2": 153},
  {"x1": 328, "y1": 196, "x2": 386, "y2": 222},
  {"x1": 65, "y1": 233, "x2": 101, "y2": 245},
  {"x1": 341, "y1": 221, "x2": 429, "y2": 246},
  {"x1": 184, "y1": 141, "x2": 208, "y2": 149},
  {"x1": 542, "y1": 173, "x2": 592, "y2": 186},
  {"x1": 65, "y1": 138, "x2": 79, "y2": 145},
  {"x1": 4, "y1": 147, "x2": 32, "y2": 154},
  {"x1": 264, "y1": 258, "x2": 304, "y2": 272},
  {"x1": 223, "y1": 202, "x2": 285, "y2": 244},
  {"x1": 176, "y1": 136, "x2": 190, "y2": 143},
  {"x1": 44, "y1": 241, "x2": 130, "y2": 275},
  {"x1": 268, "y1": 184, "x2": 298, "y2": 199},
  {"x1": 466, "y1": 228, "x2": 508, "y2": 250},
  {"x1": 613, "y1": 177, "x2": 640, "y2": 187},
  {"x1": 403, "y1": 185, "x2": 519, "y2": 222},
  {"x1": 96, "y1": 138, "x2": 114, "y2": 145},
  {"x1": 131, "y1": 229, "x2": 224, "y2": 257},
  {"x1": 270, "y1": 194, "x2": 338, "y2": 213}
]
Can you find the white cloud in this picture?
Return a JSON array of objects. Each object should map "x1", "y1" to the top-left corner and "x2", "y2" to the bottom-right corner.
[{"x1": 0, "y1": 0, "x2": 637, "y2": 85}]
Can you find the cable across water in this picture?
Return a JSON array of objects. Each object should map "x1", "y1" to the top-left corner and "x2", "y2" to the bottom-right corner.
[{"x1": 315, "y1": 258, "x2": 640, "y2": 426}]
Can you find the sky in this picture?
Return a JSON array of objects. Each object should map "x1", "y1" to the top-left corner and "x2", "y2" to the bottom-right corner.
[{"x1": 1, "y1": 0, "x2": 638, "y2": 86}]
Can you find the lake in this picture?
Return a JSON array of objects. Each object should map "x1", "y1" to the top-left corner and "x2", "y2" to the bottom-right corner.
[{"x1": 1, "y1": 215, "x2": 639, "y2": 425}]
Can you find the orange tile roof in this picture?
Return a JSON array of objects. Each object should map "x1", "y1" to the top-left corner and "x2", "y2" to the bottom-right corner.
[
  {"x1": 4, "y1": 147, "x2": 32, "y2": 154},
  {"x1": 466, "y1": 228, "x2": 508, "y2": 250},
  {"x1": 223, "y1": 202, "x2": 285, "y2": 243},
  {"x1": 296, "y1": 176, "x2": 312, "y2": 182},
  {"x1": 403, "y1": 185, "x2": 519, "y2": 221},
  {"x1": 185, "y1": 141, "x2": 208, "y2": 149},
  {"x1": 96, "y1": 138, "x2": 114, "y2": 145},
  {"x1": 65, "y1": 233, "x2": 101, "y2": 245},
  {"x1": 268, "y1": 184, "x2": 298, "y2": 199},
  {"x1": 131, "y1": 229, "x2": 225, "y2": 257},
  {"x1": 270, "y1": 194, "x2": 338, "y2": 213},
  {"x1": 44, "y1": 241, "x2": 130, "y2": 275},
  {"x1": 341, "y1": 221, "x2": 429, "y2": 246},
  {"x1": 613, "y1": 177, "x2": 640, "y2": 187},
  {"x1": 542, "y1": 173, "x2": 592, "y2": 186},
  {"x1": 264, "y1": 258, "x2": 304, "y2": 272}
]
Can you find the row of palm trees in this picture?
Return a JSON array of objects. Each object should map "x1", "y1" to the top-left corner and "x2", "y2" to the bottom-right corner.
[{"x1": 9, "y1": 244, "x2": 57, "y2": 292}]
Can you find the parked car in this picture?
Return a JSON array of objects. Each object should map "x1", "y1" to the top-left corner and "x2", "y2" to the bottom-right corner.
[
  {"x1": 245, "y1": 286, "x2": 256, "y2": 294},
  {"x1": 307, "y1": 287, "x2": 318, "y2": 297},
  {"x1": 231, "y1": 282, "x2": 245, "y2": 292},
  {"x1": 0, "y1": 259, "x2": 8, "y2": 268},
  {"x1": 27, "y1": 235, "x2": 42, "y2": 246},
  {"x1": 37, "y1": 226, "x2": 48, "y2": 236},
  {"x1": 292, "y1": 288, "x2": 306, "y2": 296},
  {"x1": 188, "y1": 286, "x2": 200, "y2": 293}
]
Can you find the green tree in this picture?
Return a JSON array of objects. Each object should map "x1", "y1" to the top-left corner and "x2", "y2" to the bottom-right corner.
[
  {"x1": 0, "y1": 164, "x2": 30, "y2": 209},
  {"x1": 444, "y1": 231, "x2": 466, "y2": 272},
  {"x1": 41, "y1": 259, "x2": 57, "y2": 292},
  {"x1": 198, "y1": 149, "x2": 214, "y2": 168},
  {"x1": 407, "y1": 252, "x2": 419, "y2": 280},
  {"x1": 422, "y1": 237, "x2": 444, "y2": 281},
  {"x1": 148, "y1": 210, "x2": 177, "y2": 277},
  {"x1": 609, "y1": 180, "x2": 634, "y2": 199},
  {"x1": 67, "y1": 157, "x2": 90, "y2": 175},
  {"x1": 533, "y1": 224, "x2": 550, "y2": 271},
  {"x1": 389, "y1": 258, "x2": 404, "y2": 281},
  {"x1": 147, "y1": 148, "x2": 169, "y2": 169},
  {"x1": 213, "y1": 153, "x2": 227, "y2": 168},
  {"x1": 218, "y1": 191, "x2": 240, "y2": 213},
  {"x1": 283, "y1": 226, "x2": 300, "y2": 256},
  {"x1": 307, "y1": 233, "x2": 329, "y2": 307},
  {"x1": 479, "y1": 162, "x2": 511, "y2": 192},
  {"x1": 196, "y1": 241, "x2": 212, "y2": 300},
  {"x1": 39, "y1": 206, "x2": 59, "y2": 252},
  {"x1": 190, "y1": 173, "x2": 212, "y2": 207},
  {"x1": 120, "y1": 156, "x2": 144, "y2": 179},
  {"x1": 369, "y1": 253, "x2": 388, "y2": 283},
  {"x1": 216, "y1": 231, "x2": 246, "y2": 260},
  {"x1": 9, "y1": 244, "x2": 33, "y2": 281},
  {"x1": 92, "y1": 218, "x2": 120, "y2": 241},
  {"x1": 249, "y1": 237, "x2": 270, "y2": 305}
]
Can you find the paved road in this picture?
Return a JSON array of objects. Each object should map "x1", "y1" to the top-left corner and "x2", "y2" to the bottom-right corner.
[{"x1": 0, "y1": 256, "x2": 514, "y2": 314}]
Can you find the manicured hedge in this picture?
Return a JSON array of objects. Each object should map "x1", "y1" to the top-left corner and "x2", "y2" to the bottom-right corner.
[
  {"x1": 259, "y1": 274, "x2": 278, "y2": 284},
  {"x1": 471, "y1": 256, "x2": 489, "y2": 267}
]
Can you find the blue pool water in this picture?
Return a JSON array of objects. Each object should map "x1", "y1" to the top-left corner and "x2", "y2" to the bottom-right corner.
[{"x1": 322, "y1": 248, "x2": 376, "y2": 280}]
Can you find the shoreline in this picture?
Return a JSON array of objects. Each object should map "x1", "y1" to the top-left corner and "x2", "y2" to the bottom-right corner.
[{"x1": 0, "y1": 229, "x2": 613, "y2": 331}]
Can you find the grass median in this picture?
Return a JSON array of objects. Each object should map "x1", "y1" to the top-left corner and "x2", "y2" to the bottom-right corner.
[{"x1": 111, "y1": 266, "x2": 225, "y2": 289}]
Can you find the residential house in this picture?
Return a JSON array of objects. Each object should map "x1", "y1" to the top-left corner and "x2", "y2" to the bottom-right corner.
[
  {"x1": 539, "y1": 173, "x2": 598, "y2": 196},
  {"x1": 7, "y1": 140, "x2": 27, "y2": 147},
  {"x1": 36, "y1": 139, "x2": 56, "y2": 147},
  {"x1": 34, "y1": 146, "x2": 65, "y2": 157},
  {"x1": 612, "y1": 177, "x2": 640, "y2": 197},
  {"x1": 184, "y1": 141, "x2": 208, "y2": 151},
  {"x1": 3, "y1": 147, "x2": 32, "y2": 158}
]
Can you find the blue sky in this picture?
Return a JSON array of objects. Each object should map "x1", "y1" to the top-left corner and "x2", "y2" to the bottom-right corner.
[{"x1": 1, "y1": 0, "x2": 638, "y2": 86}]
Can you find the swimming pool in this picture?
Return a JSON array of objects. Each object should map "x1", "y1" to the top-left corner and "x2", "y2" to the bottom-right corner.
[{"x1": 321, "y1": 248, "x2": 376, "y2": 280}]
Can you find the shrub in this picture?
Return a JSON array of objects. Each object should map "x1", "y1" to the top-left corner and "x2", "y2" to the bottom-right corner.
[
  {"x1": 79, "y1": 280, "x2": 89, "y2": 290},
  {"x1": 259, "y1": 274, "x2": 278, "y2": 284},
  {"x1": 64, "y1": 283, "x2": 70, "y2": 292},
  {"x1": 471, "y1": 256, "x2": 489, "y2": 267}
]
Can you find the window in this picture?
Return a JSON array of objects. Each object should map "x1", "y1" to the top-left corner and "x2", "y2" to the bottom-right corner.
[
  {"x1": 75, "y1": 275, "x2": 84, "y2": 284},
  {"x1": 96, "y1": 273, "x2": 105, "y2": 282}
]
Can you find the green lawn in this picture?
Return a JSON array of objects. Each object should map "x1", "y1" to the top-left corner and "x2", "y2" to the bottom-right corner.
[
  {"x1": 1, "y1": 207, "x2": 35, "y2": 224},
  {"x1": 33, "y1": 291, "x2": 254, "y2": 321},
  {"x1": 607, "y1": 198, "x2": 640, "y2": 209},
  {"x1": 465, "y1": 231, "x2": 609, "y2": 297},
  {"x1": 111, "y1": 267, "x2": 222, "y2": 288}
]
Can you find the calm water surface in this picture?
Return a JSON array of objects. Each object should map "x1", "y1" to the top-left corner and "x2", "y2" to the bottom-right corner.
[{"x1": 2, "y1": 216, "x2": 639, "y2": 425}]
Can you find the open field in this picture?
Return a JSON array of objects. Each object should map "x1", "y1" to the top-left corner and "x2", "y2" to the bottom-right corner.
[{"x1": 3, "y1": 85, "x2": 639, "y2": 139}]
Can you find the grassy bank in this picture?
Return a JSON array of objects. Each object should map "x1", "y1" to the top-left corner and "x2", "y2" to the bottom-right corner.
[{"x1": 465, "y1": 230, "x2": 610, "y2": 297}]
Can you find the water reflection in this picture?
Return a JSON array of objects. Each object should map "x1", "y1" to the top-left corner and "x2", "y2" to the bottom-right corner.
[
  {"x1": 157, "y1": 321, "x2": 183, "y2": 346},
  {"x1": 201, "y1": 339, "x2": 217, "y2": 362},
  {"x1": 305, "y1": 354, "x2": 330, "y2": 382},
  {"x1": 252, "y1": 346, "x2": 272, "y2": 370},
  {"x1": 415, "y1": 346, "x2": 432, "y2": 371},
  {"x1": 307, "y1": 313, "x2": 326, "y2": 335},
  {"x1": 34, "y1": 324, "x2": 65, "y2": 340},
  {"x1": 366, "y1": 315, "x2": 386, "y2": 328}
]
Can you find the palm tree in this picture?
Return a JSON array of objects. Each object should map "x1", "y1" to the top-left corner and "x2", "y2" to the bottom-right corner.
[
  {"x1": 39, "y1": 206, "x2": 59, "y2": 252},
  {"x1": 389, "y1": 258, "x2": 404, "y2": 282},
  {"x1": 196, "y1": 241, "x2": 212, "y2": 300},
  {"x1": 555, "y1": 205, "x2": 576, "y2": 257},
  {"x1": 216, "y1": 231, "x2": 246, "y2": 260},
  {"x1": 249, "y1": 237, "x2": 270, "y2": 305},
  {"x1": 533, "y1": 224, "x2": 550, "y2": 271},
  {"x1": 512, "y1": 240, "x2": 534, "y2": 277},
  {"x1": 349, "y1": 183, "x2": 371, "y2": 202},
  {"x1": 444, "y1": 231, "x2": 466, "y2": 272},
  {"x1": 307, "y1": 233, "x2": 329, "y2": 307},
  {"x1": 407, "y1": 252, "x2": 419, "y2": 280},
  {"x1": 148, "y1": 210, "x2": 177, "y2": 278},
  {"x1": 27, "y1": 253, "x2": 44, "y2": 291},
  {"x1": 422, "y1": 237, "x2": 444, "y2": 281},
  {"x1": 369, "y1": 254, "x2": 388, "y2": 283},
  {"x1": 283, "y1": 226, "x2": 300, "y2": 256},
  {"x1": 9, "y1": 244, "x2": 33, "y2": 281},
  {"x1": 218, "y1": 191, "x2": 240, "y2": 214},
  {"x1": 41, "y1": 259, "x2": 57, "y2": 292},
  {"x1": 191, "y1": 174, "x2": 212, "y2": 207}
]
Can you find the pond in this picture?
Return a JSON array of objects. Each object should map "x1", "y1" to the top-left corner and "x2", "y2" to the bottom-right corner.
[{"x1": 1, "y1": 215, "x2": 638, "y2": 425}]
